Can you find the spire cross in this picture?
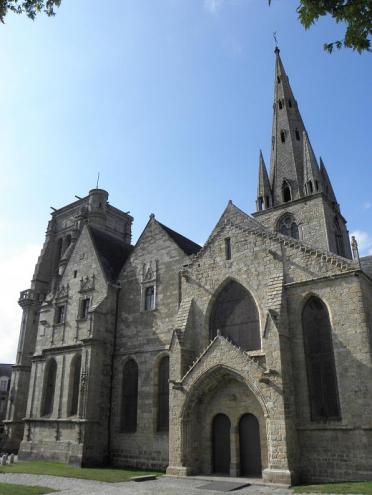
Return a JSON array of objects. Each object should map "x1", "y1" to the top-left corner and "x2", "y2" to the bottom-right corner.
[{"x1": 273, "y1": 31, "x2": 279, "y2": 50}]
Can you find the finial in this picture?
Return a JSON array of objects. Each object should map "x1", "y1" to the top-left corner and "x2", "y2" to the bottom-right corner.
[
  {"x1": 96, "y1": 172, "x2": 100, "y2": 189},
  {"x1": 149, "y1": 213, "x2": 155, "y2": 219},
  {"x1": 351, "y1": 236, "x2": 360, "y2": 263}
]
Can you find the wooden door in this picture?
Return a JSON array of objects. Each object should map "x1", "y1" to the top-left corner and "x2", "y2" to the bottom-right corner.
[
  {"x1": 239, "y1": 413, "x2": 262, "y2": 477},
  {"x1": 212, "y1": 414, "x2": 231, "y2": 474}
]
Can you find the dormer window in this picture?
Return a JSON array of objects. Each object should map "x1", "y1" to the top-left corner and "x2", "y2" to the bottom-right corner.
[
  {"x1": 55, "y1": 305, "x2": 65, "y2": 324},
  {"x1": 79, "y1": 298, "x2": 90, "y2": 320}
]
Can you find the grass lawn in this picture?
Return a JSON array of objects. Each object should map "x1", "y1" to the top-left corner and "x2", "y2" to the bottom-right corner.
[
  {"x1": 0, "y1": 482, "x2": 57, "y2": 495},
  {"x1": 293, "y1": 481, "x2": 372, "y2": 494},
  {"x1": 0, "y1": 460, "x2": 162, "y2": 483}
]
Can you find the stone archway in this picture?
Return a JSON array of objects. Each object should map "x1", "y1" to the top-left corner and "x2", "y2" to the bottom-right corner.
[{"x1": 180, "y1": 366, "x2": 267, "y2": 477}]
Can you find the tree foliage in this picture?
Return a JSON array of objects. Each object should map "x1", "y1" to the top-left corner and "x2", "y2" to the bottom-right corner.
[
  {"x1": 0, "y1": 0, "x2": 61, "y2": 23},
  {"x1": 270, "y1": 0, "x2": 372, "y2": 53}
]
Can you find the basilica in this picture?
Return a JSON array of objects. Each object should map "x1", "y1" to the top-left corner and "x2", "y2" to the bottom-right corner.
[{"x1": 3, "y1": 49, "x2": 372, "y2": 484}]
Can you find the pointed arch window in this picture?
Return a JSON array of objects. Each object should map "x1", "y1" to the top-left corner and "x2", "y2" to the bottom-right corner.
[
  {"x1": 280, "y1": 130, "x2": 286, "y2": 143},
  {"x1": 278, "y1": 99, "x2": 283, "y2": 110},
  {"x1": 157, "y1": 356, "x2": 169, "y2": 432},
  {"x1": 334, "y1": 218, "x2": 345, "y2": 257},
  {"x1": 277, "y1": 213, "x2": 299, "y2": 240},
  {"x1": 282, "y1": 180, "x2": 292, "y2": 202},
  {"x1": 210, "y1": 281, "x2": 260, "y2": 351},
  {"x1": 302, "y1": 297, "x2": 341, "y2": 421},
  {"x1": 41, "y1": 358, "x2": 57, "y2": 417},
  {"x1": 68, "y1": 354, "x2": 81, "y2": 416},
  {"x1": 121, "y1": 359, "x2": 138, "y2": 432}
]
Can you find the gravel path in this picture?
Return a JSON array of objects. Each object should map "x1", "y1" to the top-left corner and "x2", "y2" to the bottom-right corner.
[{"x1": 0, "y1": 473, "x2": 296, "y2": 495}]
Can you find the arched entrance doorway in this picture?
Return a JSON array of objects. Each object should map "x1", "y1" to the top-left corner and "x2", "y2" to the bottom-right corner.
[
  {"x1": 239, "y1": 413, "x2": 262, "y2": 477},
  {"x1": 212, "y1": 414, "x2": 231, "y2": 474}
]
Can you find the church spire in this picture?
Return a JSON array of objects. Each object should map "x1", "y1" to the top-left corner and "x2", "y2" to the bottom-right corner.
[
  {"x1": 303, "y1": 131, "x2": 322, "y2": 196},
  {"x1": 269, "y1": 47, "x2": 308, "y2": 206},
  {"x1": 256, "y1": 150, "x2": 272, "y2": 211}
]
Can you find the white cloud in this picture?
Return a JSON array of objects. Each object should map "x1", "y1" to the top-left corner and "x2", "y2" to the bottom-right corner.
[
  {"x1": 363, "y1": 201, "x2": 372, "y2": 210},
  {"x1": 203, "y1": 0, "x2": 225, "y2": 15},
  {"x1": 0, "y1": 244, "x2": 41, "y2": 363},
  {"x1": 350, "y1": 230, "x2": 372, "y2": 257}
]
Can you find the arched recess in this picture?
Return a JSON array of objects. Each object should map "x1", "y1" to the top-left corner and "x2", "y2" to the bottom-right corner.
[
  {"x1": 180, "y1": 365, "x2": 268, "y2": 476},
  {"x1": 41, "y1": 358, "x2": 57, "y2": 417},
  {"x1": 302, "y1": 296, "x2": 341, "y2": 421},
  {"x1": 209, "y1": 280, "x2": 260, "y2": 351},
  {"x1": 276, "y1": 213, "x2": 300, "y2": 240},
  {"x1": 121, "y1": 358, "x2": 138, "y2": 432},
  {"x1": 68, "y1": 353, "x2": 81, "y2": 416}
]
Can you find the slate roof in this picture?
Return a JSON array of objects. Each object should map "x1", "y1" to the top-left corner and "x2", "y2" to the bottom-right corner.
[
  {"x1": 89, "y1": 227, "x2": 133, "y2": 282},
  {"x1": 158, "y1": 222, "x2": 202, "y2": 255}
]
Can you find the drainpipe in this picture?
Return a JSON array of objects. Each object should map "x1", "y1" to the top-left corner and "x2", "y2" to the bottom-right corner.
[{"x1": 107, "y1": 283, "x2": 121, "y2": 464}]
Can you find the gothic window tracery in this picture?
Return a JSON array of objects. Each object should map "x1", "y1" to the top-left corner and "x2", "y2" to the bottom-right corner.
[
  {"x1": 209, "y1": 281, "x2": 260, "y2": 351},
  {"x1": 277, "y1": 214, "x2": 300, "y2": 240},
  {"x1": 302, "y1": 297, "x2": 341, "y2": 421},
  {"x1": 121, "y1": 359, "x2": 138, "y2": 432}
]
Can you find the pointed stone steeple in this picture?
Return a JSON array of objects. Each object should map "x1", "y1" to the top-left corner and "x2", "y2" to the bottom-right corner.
[
  {"x1": 303, "y1": 131, "x2": 322, "y2": 196},
  {"x1": 269, "y1": 47, "x2": 308, "y2": 206},
  {"x1": 319, "y1": 157, "x2": 338, "y2": 206},
  {"x1": 256, "y1": 150, "x2": 272, "y2": 211}
]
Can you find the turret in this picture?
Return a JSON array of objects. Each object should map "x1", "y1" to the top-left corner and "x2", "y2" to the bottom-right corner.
[{"x1": 256, "y1": 151, "x2": 272, "y2": 211}]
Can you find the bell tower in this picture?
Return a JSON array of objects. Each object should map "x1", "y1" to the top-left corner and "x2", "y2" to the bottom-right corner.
[{"x1": 253, "y1": 48, "x2": 351, "y2": 259}]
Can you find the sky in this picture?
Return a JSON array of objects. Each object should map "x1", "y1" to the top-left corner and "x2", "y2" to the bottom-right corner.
[{"x1": 0, "y1": 0, "x2": 371, "y2": 363}]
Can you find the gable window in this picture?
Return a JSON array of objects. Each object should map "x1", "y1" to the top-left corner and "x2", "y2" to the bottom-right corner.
[
  {"x1": 145, "y1": 286, "x2": 155, "y2": 311},
  {"x1": 225, "y1": 238, "x2": 232, "y2": 260},
  {"x1": 277, "y1": 213, "x2": 300, "y2": 240},
  {"x1": 55, "y1": 305, "x2": 65, "y2": 324},
  {"x1": 41, "y1": 358, "x2": 57, "y2": 417},
  {"x1": 210, "y1": 281, "x2": 260, "y2": 351},
  {"x1": 157, "y1": 356, "x2": 169, "y2": 432},
  {"x1": 121, "y1": 359, "x2": 138, "y2": 432},
  {"x1": 302, "y1": 297, "x2": 341, "y2": 421},
  {"x1": 79, "y1": 298, "x2": 90, "y2": 320}
]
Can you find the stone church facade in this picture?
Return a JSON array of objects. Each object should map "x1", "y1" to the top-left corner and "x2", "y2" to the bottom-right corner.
[{"x1": 3, "y1": 49, "x2": 372, "y2": 485}]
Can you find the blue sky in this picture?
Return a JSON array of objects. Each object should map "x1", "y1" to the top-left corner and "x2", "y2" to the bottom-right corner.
[{"x1": 0, "y1": 0, "x2": 371, "y2": 362}]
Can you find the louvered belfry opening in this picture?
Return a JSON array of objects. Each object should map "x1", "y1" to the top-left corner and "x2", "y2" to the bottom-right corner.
[
  {"x1": 210, "y1": 281, "x2": 260, "y2": 351},
  {"x1": 121, "y1": 359, "x2": 139, "y2": 432},
  {"x1": 302, "y1": 296, "x2": 341, "y2": 421}
]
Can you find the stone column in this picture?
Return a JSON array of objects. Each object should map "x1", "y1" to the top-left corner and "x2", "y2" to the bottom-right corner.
[{"x1": 230, "y1": 425, "x2": 239, "y2": 477}]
